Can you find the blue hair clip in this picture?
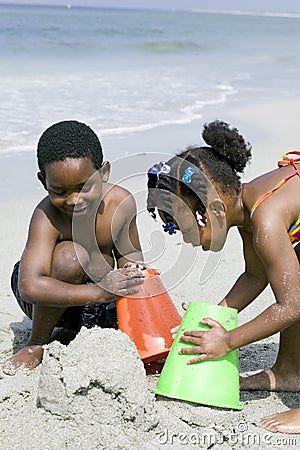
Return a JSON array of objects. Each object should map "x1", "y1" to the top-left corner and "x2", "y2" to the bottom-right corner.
[
  {"x1": 162, "y1": 222, "x2": 177, "y2": 235},
  {"x1": 149, "y1": 161, "x2": 170, "y2": 177},
  {"x1": 149, "y1": 164, "x2": 160, "y2": 175},
  {"x1": 159, "y1": 161, "x2": 171, "y2": 175},
  {"x1": 181, "y1": 167, "x2": 195, "y2": 184}
]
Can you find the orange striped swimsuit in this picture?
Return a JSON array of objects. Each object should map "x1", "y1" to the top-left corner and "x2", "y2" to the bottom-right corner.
[{"x1": 250, "y1": 151, "x2": 300, "y2": 244}]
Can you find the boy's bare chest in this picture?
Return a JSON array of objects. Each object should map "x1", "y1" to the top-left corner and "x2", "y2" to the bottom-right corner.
[{"x1": 56, "y1": 214, "x2": 115, "y2": 255}]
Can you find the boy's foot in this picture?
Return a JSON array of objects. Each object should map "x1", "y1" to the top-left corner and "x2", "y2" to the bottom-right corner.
[
  {"x1": 2, "y1": 345, "x2": 44, "y2": 375},
  {"x1": 240, "y1": 369, "x2": 300, "y2": 391},
  {"x1": 260, "y1": 409, "x2": 300, "y2": 434}
]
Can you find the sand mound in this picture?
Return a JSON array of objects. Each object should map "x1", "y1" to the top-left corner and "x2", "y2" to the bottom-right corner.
[
  {"x1": 0, "y1": 324, "x2": 296, "y2": 449},
  {"x1": 38, "y1": 327, "x2": 158, "y2": 426},
  {"x1": 0, "y1": 328, "x2": 161, "y2": 449}
]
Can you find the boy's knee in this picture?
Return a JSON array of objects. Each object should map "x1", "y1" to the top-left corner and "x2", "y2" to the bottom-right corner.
[{"x1": 51, "y1": 241, "x2": 89, "y2": 282}]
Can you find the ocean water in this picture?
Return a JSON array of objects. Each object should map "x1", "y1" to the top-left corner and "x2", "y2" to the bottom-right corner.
[{"x1": 1, "y1": 4, "x2": 300, "y2": 157}]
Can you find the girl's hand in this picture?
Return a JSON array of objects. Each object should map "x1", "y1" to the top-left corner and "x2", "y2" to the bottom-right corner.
[
  {"x1": 179, "y1": 318, "x2": 231, "y2": 363},
  {"x1": 98, "y1": 267, "x2": 144, "y2": 302}
]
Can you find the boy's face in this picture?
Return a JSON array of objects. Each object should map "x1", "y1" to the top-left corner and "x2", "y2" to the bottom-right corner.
[{"x1": 38, "y1": 157, "x2": 109, "y2": 218}]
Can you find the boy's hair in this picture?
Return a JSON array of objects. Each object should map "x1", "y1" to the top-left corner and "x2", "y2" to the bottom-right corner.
[
  {"x1": 37, "y1": 120, "x2": 103, "y2": 177},
  {"x1": 147, "y1": 120, "x2": 252, "y2": 222}
]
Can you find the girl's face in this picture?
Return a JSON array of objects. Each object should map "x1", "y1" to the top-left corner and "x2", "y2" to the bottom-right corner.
[
  {"x1": 39, "y1": 157, "x2": 109, "y2": 219},
  {"x1": 167, "y1": 192, "x2": 227, "y2": 252}
]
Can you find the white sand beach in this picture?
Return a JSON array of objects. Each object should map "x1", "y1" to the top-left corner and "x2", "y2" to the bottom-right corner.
[{"x1": 0, "y1": 98, "x2": 300, "y2": 449}]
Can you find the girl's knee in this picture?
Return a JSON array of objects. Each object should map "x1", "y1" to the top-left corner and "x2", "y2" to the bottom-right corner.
[{"x1": 51, "y1": 241, "x2": 89, "y2": 282}]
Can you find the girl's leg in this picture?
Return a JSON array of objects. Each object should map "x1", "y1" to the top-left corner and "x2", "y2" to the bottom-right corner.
[
  {"x1": 257, "y1": 243, "x2": 300, "y2": 431},
  {"x1": 241, "y1": 242, "x2": 300, "y2": 391},
  {"x1": 3, "y1": 241, "x2": 89, "y2": 374},
  {"x1": 240, "y1": 322, "x2": 300, "y2": 391}
]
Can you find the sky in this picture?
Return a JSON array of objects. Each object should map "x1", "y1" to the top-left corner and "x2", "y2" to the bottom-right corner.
[{"x1": 1, "y1": 0, "x2": 300, "y2": 13}]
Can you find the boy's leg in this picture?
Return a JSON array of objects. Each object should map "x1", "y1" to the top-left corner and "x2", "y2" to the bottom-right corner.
[
  {"x1": 3, "y1": 241, "x2": 89, "y2": 374},
  {"x1": 241, "y1": 243, "x2": 300, "y2": 391}
]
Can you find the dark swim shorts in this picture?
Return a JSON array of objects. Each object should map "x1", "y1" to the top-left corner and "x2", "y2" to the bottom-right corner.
[{"x1": 11, "y1": 261, "x2": 117, "y2": 332}]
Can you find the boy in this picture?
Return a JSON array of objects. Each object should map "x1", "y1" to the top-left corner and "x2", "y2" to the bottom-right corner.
[{"x1": 3, "y1": 120, "x2": 144, "y2": 374}]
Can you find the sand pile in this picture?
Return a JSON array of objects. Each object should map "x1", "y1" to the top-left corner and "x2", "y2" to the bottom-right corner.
[
  {"x1": 0, "y1": 327, "x2": 162, "y2": 449},
  {"x1": 1, "y1": 321, "x2": 299, "y2": 449},
  {"x1": 38, "y1": 328, "x2": 159, "y2": 442}
]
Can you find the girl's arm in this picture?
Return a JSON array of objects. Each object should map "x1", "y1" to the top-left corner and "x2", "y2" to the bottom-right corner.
[
  {"x1": 219, "y1": 227, "x2": 269, "y2": 311},
  {"x1": 180, "y1": 215, "x2": 300, "y2": 361},
  {"x1": 227, "y1": 216, "x2": 300, "y2": 351}
]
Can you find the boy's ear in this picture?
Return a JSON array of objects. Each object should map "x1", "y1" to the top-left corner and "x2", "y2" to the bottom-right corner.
[
  {"x1": 37, "y1": 172, "x2": 47, "y2": 190},
  {"x1": 100, "y1": 161, "x2": 110, "y2": 182}
]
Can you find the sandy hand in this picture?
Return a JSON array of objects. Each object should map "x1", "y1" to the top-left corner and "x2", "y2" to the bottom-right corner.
[
  {"x1": 123, "y1": 262, "x2": 160, "y2": 275},
  {"x1": 98, "y1": 267, "x2": 144, "y2": 302},
  {"x1": 179, "y1": 318, "x2": 231, "y2": 363}
]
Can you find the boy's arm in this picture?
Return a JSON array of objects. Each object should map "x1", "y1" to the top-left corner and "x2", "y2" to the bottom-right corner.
[
  {"x1": 19, "y1": 203, "x2": 141, "y2": 307},
  {"x1": 112, "y1": 191, "x2": 144, "y2": 268}
]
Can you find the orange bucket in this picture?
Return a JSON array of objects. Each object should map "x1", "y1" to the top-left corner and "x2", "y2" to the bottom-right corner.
[{"x1": 117, "y1": 268, "x2": 181, "y2": 363}]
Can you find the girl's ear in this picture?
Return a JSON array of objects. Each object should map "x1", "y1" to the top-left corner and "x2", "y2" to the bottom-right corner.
[
  {"x1": 208, "y1": 199, "x2": 226, "y2": 226},
  {"x1": 37, "y1": 172, "x2": 47, "y2": 190},
  {"x1": 100, "y1": 161, "x2": 110, "y2": 182}
]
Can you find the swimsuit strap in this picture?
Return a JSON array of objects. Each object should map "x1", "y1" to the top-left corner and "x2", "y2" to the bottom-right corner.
[
  {"x1": 250, "y1": 151, "x2": 300, "y2": 219},
  {"x1": 278, "y1": 151, "x2": 300, "y2": 175}
]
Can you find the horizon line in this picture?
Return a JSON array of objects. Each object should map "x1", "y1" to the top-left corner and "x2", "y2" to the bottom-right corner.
[{"x1": 1, "y1": 2, "x2": 300, "y2": 18}]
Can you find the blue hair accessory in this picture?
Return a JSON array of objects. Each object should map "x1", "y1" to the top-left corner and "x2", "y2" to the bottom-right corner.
[
  {"x1": 149, "y1": 161, "x2": 171, "y2": 177},
  {"x1": 149, "y1": 165, "x2": 160, "y2": 176},
  {"x1": 159, "y1": 161, "x2": 171, "y2": 175},
  {"x1": 181, "y1": 167, "x2": 195, "y2": 184},
  {"x1": 162, "y1": 222, "x2": 177, "y2": 235}
]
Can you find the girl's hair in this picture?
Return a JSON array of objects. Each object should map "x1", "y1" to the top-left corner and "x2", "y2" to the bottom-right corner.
[{"x1": 147, "y1": 120, "x2": 252, "y2": 222}]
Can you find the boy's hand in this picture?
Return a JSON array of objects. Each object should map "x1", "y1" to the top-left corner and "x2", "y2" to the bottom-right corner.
[
  {"x1": 179, "y1": 318, "x2": 231, "y2": 362},
  {"x1": 123, "y1": 262, "x2": 160, "y2": 275},
  {"x1": 98, "y1": 267, "x2": 144, "y2": 302}
]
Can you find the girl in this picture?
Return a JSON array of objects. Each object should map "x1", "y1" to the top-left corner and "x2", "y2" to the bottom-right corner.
[{"x1": 147, "y1": 120, "x2": 300, "y2": 433}]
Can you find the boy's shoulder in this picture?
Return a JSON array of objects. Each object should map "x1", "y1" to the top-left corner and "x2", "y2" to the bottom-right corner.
[
  {"x1": 101, "y1": 183, "x2": 137, "y2": 223},
  {"x1": 103, "y1": 182, "x2": 135, "y2": 205},
  {"x1": 31, "y1": 196, "x2": 66, "y2": 229},
  {"x1": 33, "y1": 195, "x2": 55, "y2": 215}
]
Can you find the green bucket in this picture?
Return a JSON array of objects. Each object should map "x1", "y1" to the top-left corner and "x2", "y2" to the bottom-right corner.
[{"x1": 152, "y1": 301, "x2": 242, "y2": 410}]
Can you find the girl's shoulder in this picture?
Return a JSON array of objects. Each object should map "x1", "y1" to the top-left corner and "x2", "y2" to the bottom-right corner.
[
  {"x1": 242, "y1": 167, "x2": 300, "y2": 233},
  {"x1": 242, "y1": 166, "x2": 296, "y2": 209}
]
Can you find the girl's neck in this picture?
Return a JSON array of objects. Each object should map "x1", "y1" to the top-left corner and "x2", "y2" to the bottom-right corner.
[{"x1": 226, "y1": 194, "x2": 245, "y2": 228}]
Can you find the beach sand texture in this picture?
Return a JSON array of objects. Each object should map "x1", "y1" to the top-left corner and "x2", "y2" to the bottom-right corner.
[{"x1": 1, "y1": 98, "x2": 300, "y2": 449}]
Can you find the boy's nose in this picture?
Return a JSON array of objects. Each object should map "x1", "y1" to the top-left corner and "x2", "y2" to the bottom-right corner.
[{"x1": 66, "y1": 193, "x2": 83, "y2": 206}]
